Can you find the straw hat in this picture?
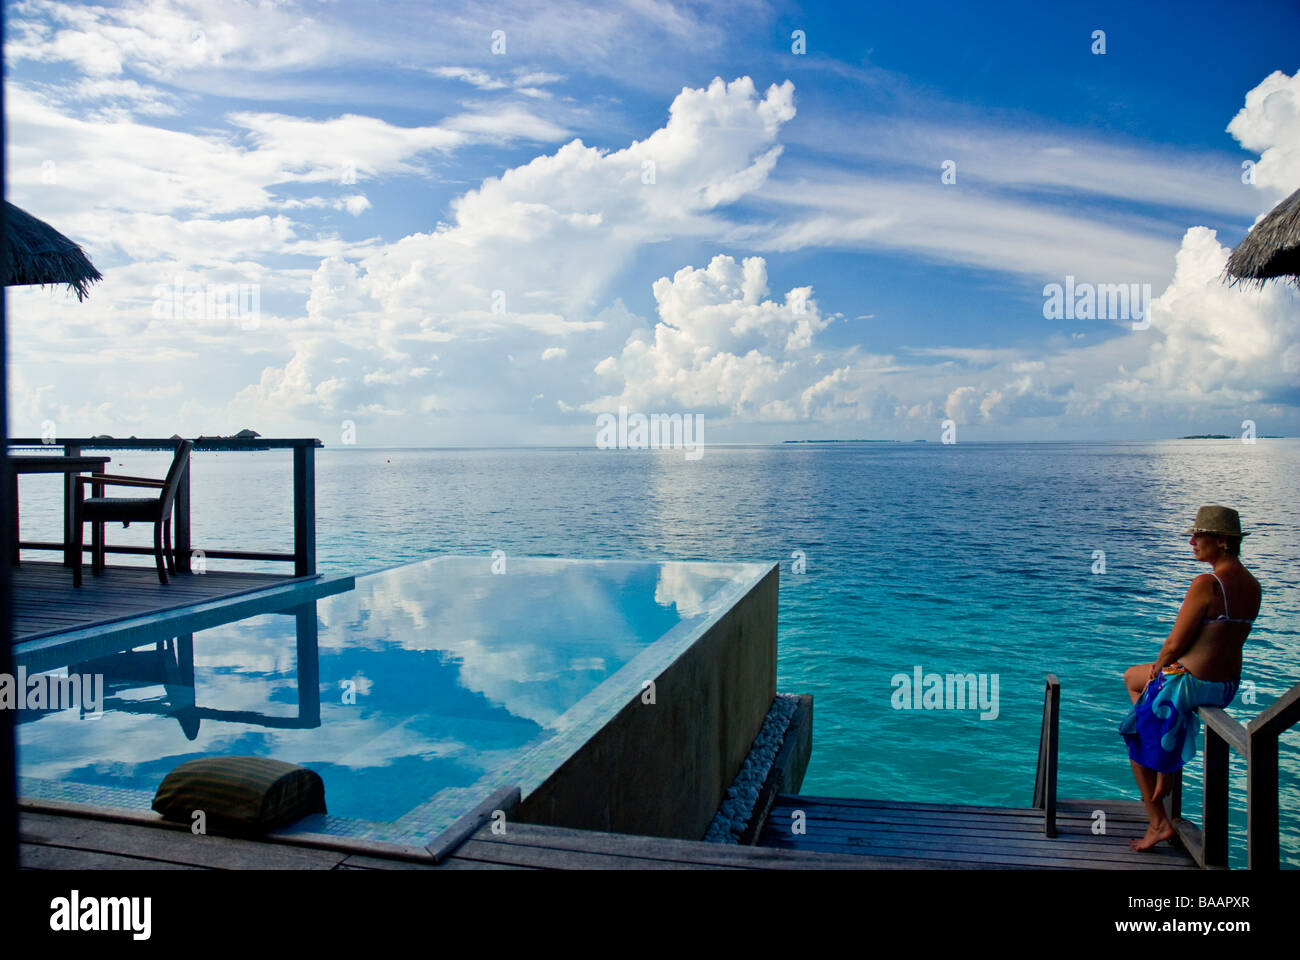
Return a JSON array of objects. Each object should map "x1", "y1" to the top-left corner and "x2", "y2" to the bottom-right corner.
[{"x1": 1183, "y1": 505, "x2": 1250, "y2": 538}]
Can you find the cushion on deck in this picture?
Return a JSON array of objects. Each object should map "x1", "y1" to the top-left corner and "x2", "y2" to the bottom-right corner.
[{"x1": 152, "y1": 756, "x2": 326, "y2": 832}]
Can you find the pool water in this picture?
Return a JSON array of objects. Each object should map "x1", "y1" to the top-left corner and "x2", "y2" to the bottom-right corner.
[{"x1": 16, "y1": 555, "x2": 770, "y2": 842}]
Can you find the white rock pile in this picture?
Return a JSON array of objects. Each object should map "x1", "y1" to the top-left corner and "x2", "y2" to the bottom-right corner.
[{"x1": 703, "y1": 693, "x2": 800, "y2": 844}]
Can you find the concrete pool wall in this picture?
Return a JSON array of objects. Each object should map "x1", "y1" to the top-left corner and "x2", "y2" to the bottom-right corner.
[{"x1": 516, "y1": 563, "x2": 778, "y2": 840}]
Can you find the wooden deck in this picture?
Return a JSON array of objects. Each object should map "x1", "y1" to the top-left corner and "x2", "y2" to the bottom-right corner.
[
  {"x1": 757, "y1": 794, "x2": 1201, "y2": 869},
  {"x1": 12, "y1": 561, "x2": 294, "y2": 642},
  {"x1": 18, "y1": 794, "x2": 1201, "y2": 870},
  {"x1": 18, "y1": 805, "x2": 923, "y2": 870}
]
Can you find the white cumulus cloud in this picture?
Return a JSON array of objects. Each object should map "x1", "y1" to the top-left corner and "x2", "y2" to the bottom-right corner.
[
  {"x1": 331, "y1": 76, "x2": 797, "y2": 334},
  {"x1": 1227, "y1": 70, "x2": 1300, "y2": 203},
  {"x1": 1099, "y1": 226, "x2": 1300, "y2": 410},
  {"x1": 587, "y1": 253, "x2": 838, "y2": 418}
]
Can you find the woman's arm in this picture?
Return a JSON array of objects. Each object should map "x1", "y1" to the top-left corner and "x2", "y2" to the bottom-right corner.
[{"x1": 1148, "y1": 576, "x2": 1213, "y2": 679}]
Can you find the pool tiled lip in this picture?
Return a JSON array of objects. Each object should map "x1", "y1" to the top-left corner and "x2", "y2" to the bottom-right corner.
[{"x1": 17, "y1": 555, "x2": 777, "y2": 848}]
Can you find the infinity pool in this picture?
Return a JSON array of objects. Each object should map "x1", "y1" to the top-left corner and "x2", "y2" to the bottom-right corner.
[{"x1": 17, "y1": 556, "x2": 770, "y2": 843}]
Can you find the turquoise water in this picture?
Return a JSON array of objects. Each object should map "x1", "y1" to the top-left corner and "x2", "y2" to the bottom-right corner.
[
  {"x1": 16, "y1": 556, "x2": 767, "y2": 838},
  {"x1": 13, "y1": 440, "x2": 1299, "y2": 865}
]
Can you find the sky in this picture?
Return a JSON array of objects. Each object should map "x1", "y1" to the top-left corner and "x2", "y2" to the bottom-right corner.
[{"x1": 3, "y1": 0, "x2": 1299, "y2": 446}]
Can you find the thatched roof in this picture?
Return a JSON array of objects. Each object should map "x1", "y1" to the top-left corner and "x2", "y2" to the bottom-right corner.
[
  {"x1": 1225, "y1": 187, "x2": 1300, "y2": 289},
  {"x1": 2, "y1": 201, "x2": 103, "y2": 300}
]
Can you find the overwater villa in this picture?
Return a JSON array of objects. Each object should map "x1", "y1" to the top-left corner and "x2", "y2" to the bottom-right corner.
[{"x1": 3, "y1": 435, "x2": 1295, "y2": 871}]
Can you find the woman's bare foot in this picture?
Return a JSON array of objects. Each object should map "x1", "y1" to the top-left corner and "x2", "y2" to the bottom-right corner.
[
  {"x1": 1130, "y1": 821, "x2": 1175, "y2": 851},
  {"x1": 1151, "y1": 773, "x2": 1170, "y2": 802}
]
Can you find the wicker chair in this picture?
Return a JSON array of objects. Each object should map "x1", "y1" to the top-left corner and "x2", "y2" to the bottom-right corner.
[{"x1": 73, "y1": 440, "x2": 193, "y2": 586}]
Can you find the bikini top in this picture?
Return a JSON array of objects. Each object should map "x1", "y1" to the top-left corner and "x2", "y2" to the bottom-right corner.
[{"x1": 1204, "y1": 571, "x2": 1254, "y2": 625}]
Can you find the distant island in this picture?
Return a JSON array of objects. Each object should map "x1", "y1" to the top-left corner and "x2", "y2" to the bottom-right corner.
[
  {"x1": 84, "y1": 429, "x2": 261, "y2": 442},
  {"x1": 192, "y1": 426, "x2": 261, "y2": 442},
  {"x1": 196, "y1": 429, "x2": 261, "y2": 441},
  {"x1": 1178, "y1": 434, "x2": 1286, "y2": 439},
  {"x1": 783, "y1": 439, "x2": 907, "y2": 443}
]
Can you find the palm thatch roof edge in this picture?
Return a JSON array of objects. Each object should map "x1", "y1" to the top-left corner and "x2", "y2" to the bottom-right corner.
[
  {"x1": 1224, "y1": 186, "x2": 1300, "y2": 289},
  {"x1": 2, "y1": 201, "x2": 103, "y2": 301}
]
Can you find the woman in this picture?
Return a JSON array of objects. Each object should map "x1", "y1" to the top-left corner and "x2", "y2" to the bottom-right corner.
[{"x1": 1119, "y1": 505, "x2": 1261, "y2": 852}]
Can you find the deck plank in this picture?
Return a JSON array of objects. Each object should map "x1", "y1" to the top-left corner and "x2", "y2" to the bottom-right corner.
[
  {"x1": 760, "y1": 837, "x2": 1192, "y2": 869},
  {"x1": 20, "y1": 844, "x2": 201, "y2": 870},
  {"x1": 778, "y1": 793, "x2": 1150, "y2": 818},
  {"x1": 20, "y1": 812, "x2": 348, "y2": 870},
  {"x1": 764, "y1": 804, "x2": 1160, "y2": 836},
  {"x1": 338, "y1": 853, "x2": 534, "y2": 870},
  {"x1": 772, "y1": 795, "x2": 1150, "y2": 816},
  {"x1": 452, "y1": 838, "x2": 744, "y2": 870},
  {"x1": 763, "y1": 803, "x2": 1147, "y2": 829}
]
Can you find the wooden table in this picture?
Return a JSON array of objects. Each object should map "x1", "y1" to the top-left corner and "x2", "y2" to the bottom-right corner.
[{"x1": 8, "y1": 454, "x2": 111, "y2": 567}]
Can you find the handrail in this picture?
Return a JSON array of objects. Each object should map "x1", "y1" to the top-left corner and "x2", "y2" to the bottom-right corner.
[
  {"x1": 1251, "y1": 684, "x2": 1300, "y2": 736},
  {"x1": 1200, "y1": 706, "x2": 1248, "y2": 754},
  {"x1": 1169, "y1": 680, "x2": 1300, "y2": 870},
  {"x1": 1032, "y1": 674, "x2": 1060, "y2": 837},
  {"x1": 6, "y1": 437, "x2": 319, "y2": 577},
  {"x1": 6, "y1": 437, "x2": 321, "y2": 450}
]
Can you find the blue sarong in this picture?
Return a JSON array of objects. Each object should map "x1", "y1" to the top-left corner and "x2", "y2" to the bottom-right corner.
[{"x1": 1119, "y1": 669, "x2": 1238, "y2": 773}]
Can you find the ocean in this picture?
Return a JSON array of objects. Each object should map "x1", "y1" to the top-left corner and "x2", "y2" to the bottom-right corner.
[{"x1": 14, "y1": 438, "x2": 1299, "y2": 866}]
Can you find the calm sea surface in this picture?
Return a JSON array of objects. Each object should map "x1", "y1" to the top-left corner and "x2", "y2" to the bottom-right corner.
[{"x1": 16, "y1": 439, "x2": 1299, "y2": 866}]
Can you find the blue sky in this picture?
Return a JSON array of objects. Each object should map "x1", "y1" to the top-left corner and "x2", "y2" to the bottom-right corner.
[{"x1": 4, "y1": 0, "x2": 1299, "y2": 444}]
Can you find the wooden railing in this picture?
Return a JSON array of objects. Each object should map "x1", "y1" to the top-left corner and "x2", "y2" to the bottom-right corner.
[
  {"x1": 1033, "y1": 672, "x2": 1297, "y2": 869},
  {"x1": 1032, "y1": 674, "x2": 1060, "y2": 837},
  {"x1": 5, "y1": 437, "x2": 320, "y2": 577},
  {"x1": 1168, "y1": 680, "x2": 1300, "y2": 870}
]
